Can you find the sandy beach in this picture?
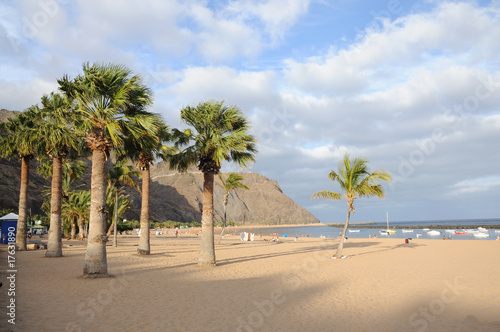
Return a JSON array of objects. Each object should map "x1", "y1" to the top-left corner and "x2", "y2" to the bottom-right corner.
[{"x1": 2, "y1": 233, "x2": 500, "y2": 332}]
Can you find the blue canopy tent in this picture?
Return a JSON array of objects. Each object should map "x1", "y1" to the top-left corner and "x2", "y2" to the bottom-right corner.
[{"x1": 0, "y1": 213, "x2": 18, "y2": 244}]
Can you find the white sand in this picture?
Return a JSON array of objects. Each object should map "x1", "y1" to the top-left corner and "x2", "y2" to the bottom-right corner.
[{"x1": 3, "y1": 234, "x2": 500, "y2": 332}]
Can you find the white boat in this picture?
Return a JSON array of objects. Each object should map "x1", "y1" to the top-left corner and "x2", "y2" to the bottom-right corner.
[
  {"x1": 423, "y1": 228, "x2": 430, "y2": 231},
  {"x1": 427, "y1": 230, "x2": 441, "y2": 236},
  {"x1": 379, "y1": 230, "x2": 389, "y2": 235},
  {"x1": 473, "y1": 232, "x2": 489, "y2": 238},
  {"x1": 383, "y1": 212, "x2": 397, "y2": 234},
  {"x1": 477, "y1": 227, "x2": 488, "y2": 233},
  {"x1": 495, "y1": 230, "x2": 500, "y2": 233},
  {"x1": 402, "y1": 229, "x2": 414, "y2": 233},
  {"x1": 445, "y1": 229, "x2": 455, "y2": 233},
  {"x1": 348, "y1": 229, "x2": 360, "y2": 233}
]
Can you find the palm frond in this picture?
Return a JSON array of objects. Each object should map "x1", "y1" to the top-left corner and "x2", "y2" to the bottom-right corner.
[{"x1": 311, "y1": 191, "x2": 342, "y2": 200}]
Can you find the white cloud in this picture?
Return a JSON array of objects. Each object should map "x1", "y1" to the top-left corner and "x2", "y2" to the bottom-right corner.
[
  {"x1": 167, "y1": 66, "x2": 277, "y2": 110},
  {"x1": 447, "y1": 176, "x2": 500, "y2": 196},
  {"x1": 1, "y1": 0, "x2": 500, "y2": 222},
  {"x1": 225, "y1": 0, "x2": 311, "y2": 44}
]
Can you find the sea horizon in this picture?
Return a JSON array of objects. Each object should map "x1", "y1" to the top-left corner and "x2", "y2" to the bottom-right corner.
[{"x1": 236, "y1": 217, "x2": 500, "y2": 241}]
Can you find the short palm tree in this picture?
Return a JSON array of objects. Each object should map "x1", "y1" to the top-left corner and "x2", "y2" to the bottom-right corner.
[
  {"x1": 170, "y1": 100, "x2": 257, "y2": 266},
  {"x1": 0, "y1": 108, "x2": 40, "y2": 250},
  {"x1": 59, "y1": 62, "x2": 156, "y2": 277},
  {"x1": 217, "y1": 173, "x2": 250, "y2": 244},
  {"x1": 65, "y1": 190, "x2": 90, "y2": 241},
  {"x1": 311, "y1": 153, "x2": 392, "y2": 258},
  {"x1": 106, "y1": 161, "x2": 140, "y2": 247},
  {"x1": 105, "y1": 186, "x2": 133, "y2": 235}
]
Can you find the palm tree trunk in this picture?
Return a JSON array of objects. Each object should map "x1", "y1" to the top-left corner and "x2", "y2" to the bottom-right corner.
[
  {"x1": 77, "y1": 216, "x2": 85, "y2": 241},
  {"x1": 105, "y1": 190, "x2": 117, "y2": 239},
  {"x1": 138, "y1": 165, "x2": 150, "y2": 255},
  {"x1": 199, "y1": 171, "x2": 216, "y2": 266},
  {"x1": 16, "y1": 156, "x2": 30, "y2": 251},
  {"x1": 334, "y1": 206, "x2": 352, "y2": 258},
  {"x1": 70, "y1": 216, "x2": 77, "y2": 239},
  {"x1": 113, "y1": 189, "x2": 118, "y2": 247},
  {"x1": 46, "y1": 157, "x2": 63, "y2": 257},
  {"x1": 216, "y1": 197, "x2": 228, "y2": 245},
  {"x1": 83, "y1": 149, "x2": 108, "y2": 277}
]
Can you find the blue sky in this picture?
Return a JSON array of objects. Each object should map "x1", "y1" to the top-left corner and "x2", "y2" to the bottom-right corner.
[{"x1": 1, "y1": 0, "x2": 499, "y2": 223}]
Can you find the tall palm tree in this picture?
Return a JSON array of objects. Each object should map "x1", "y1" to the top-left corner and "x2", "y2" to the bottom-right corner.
[
  {"x1": 170, "y1": 100, "x2": 257, "y2": 266},
  {"x1": 106, "y1": 161, "x2": 140, "y2": 247},
  {"x1": 311, "y1": 153, "x2": 392, "y2": 258},
  {"x1": 36, "y1": 92, "x2": 80, "y2": 257},
  {"x1": 0, "y1": 108, "x2": 40, "y2": 250},
  {"x1": 120, "y1": 119, "x2": 170, "y2": 255},
  {"x1": 216, "y1": 173, "x2": 250, "y2": 244},
  {"x1": 39, "y1": 160, "x2": 87, "y2": 240},
  {"x1": 59, "y1": 62, "x2": 156, "y2": 277}
]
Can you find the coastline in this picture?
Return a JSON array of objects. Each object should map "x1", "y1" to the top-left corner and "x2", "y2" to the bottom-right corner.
[
  {"x1": 224, "y1": 222, "x2": 326, "y2": 229},
  {"x1": 327, "y1": 224, "x2": 500, "y2": 229}
]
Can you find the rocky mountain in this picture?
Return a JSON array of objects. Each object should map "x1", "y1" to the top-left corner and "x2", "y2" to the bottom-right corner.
[
  {"x1": 128, "y1": 161, "x2": 318, "y2": 225},
  {"x1": 0, "y1": 109, "x2": 318, "y2": 225}
]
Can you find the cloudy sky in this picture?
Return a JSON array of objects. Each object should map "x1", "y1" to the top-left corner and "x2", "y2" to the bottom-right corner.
[{"x1": 1, "y1": 0, "x2": 499, "y2": 224}]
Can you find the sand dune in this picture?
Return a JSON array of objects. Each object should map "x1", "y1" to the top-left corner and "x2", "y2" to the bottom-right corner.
[{"x1": 3, "y1": 234, "x2": 500, "y2": 332}]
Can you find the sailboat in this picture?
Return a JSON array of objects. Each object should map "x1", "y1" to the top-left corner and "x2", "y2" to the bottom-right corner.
[{"x1": 380, "y1": 212, "x2": 397, "y2": 234}]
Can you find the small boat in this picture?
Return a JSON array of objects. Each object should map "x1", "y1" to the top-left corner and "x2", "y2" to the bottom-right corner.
[
  {"x1": 427, "y1": 230, "x2": 441, "y2": 236},
  {"x1": 473, "y1": 232, "x2": 489, "y2": 238},
  {"x1": 423, "y1": 228, "x2": 430, "y2": 231},
  {"x1": 402, "y1": 229, "x2": 414, "y2": 233},
  {"x1": 348, "y1": 229, "x2": 360, "y2": 233},
  {"x1": 383, "y1": 212, "x2": 397, "y2": 234},
  {"x1": 495, "y1": 230, "x2": 500, "y2": 233},
  {"x1": 445, "y1": 229, "x2": 455, "y2": 233},
  {"x1": 477, "y1": 227, "x2": 488, "y2": 233},
  {"x1": 454, "y1": 231, "x2": 467, "y2": 235},
  {"x1": 379, "y1": 230, "x2": 389, "y2": 235}
]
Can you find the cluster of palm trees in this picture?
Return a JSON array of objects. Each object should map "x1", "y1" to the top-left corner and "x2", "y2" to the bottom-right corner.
[
  {"x1": 0, "y1": 62, "x2": 257, "y2": 276},
  {"x1": 1, "y1": 61, "x2": 393, "y2": 272}
]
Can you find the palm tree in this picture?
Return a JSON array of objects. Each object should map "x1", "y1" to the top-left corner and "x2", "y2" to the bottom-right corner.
[
  {"x1": 0, "y1": 108, "x2": 40, "y2": 251},
  {"x1": 68, "y1": 190, "x2": 90, "y2": 241},
  {"x1": 105, "y1": 185, "x2": 133, "y2": 235},
  {"x1": 36, "y1": 92, "x2": 80, "y2": 257},
  {"x1": 39, "y1": 160, "x2": 87, "y2": 240},
  {"x1": 170, "y1": 100, "x2": 257, "y2": 266},
  {"x1": 216, "y1": 173, "x2": 250, "y2": 244},
  {"x1": 311, "y1": 153, "x2": 392, "y2": 258},
  {"x1": 106, "y1": 161, "x2": 140, "y2": 247},
  {"x1": 59, "y1": 62, "x2": 156, "y2": 277},
  {"x1": 120, "y1": 119, "x2": 171, "y2": 255}
]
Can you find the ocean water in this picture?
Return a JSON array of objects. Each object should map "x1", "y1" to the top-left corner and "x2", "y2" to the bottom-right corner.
[{"x1": 236, "y1": 218, "x2": 500, "y2": 241}]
